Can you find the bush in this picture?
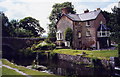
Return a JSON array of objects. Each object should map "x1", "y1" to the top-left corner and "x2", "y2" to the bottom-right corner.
[
  {"x1": 35, "y1": 41, "x2": 56, "y2": 50},
  {"x1": 44, "y1": 38, "x2": 52, "y2": 43}
]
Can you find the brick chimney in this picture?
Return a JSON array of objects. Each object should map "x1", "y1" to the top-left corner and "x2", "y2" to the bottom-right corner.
[
  {"x1": 84, "y1": 9, "x2": 89, "y2": 13},
  {"x1": 97, "y1": 8, "x2": 101, "y2": 10},
  {"x1": 62, "y1": 7, "x2": 69, "y2": 15}
]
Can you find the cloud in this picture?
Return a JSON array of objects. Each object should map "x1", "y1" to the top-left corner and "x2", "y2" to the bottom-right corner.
[{"x1": 103, "y1": 2, "x2": 118, "y2": 12}]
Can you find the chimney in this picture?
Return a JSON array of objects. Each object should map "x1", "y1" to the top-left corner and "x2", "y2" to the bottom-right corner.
[
  {"x1": 84, "y1": 9, "x2": 89, "y2": 13},
  {"x1": 97, "y1": 8, "x2": 101, "y2": 10},
  {"x1": 62, "y1": 7, "x2": 69, "y2": 15}
]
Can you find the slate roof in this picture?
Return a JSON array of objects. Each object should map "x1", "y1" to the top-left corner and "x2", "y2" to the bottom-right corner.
[
  {"x1": 97, "y1": 24, "x2": 110, "y2": 31},
  {"x1": 65, "y1": 10, "x2": 101, "y2": 21}
]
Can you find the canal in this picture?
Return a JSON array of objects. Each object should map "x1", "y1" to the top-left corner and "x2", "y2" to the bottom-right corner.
[{"x1": 6, "y1": 54, "x2": 113, "y2": 77}]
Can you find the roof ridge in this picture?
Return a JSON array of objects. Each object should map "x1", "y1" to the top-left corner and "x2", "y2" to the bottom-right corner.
[{"x1": 79, "y1": 10, "x2": 101, "y2": 15}]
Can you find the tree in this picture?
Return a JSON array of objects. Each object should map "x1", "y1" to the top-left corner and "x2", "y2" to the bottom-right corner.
[
  {"x1": 1, "y1": 12, "x2": 11, "y2": 37},
  {"x1": 65, "y1": 27, "x2": 73, "y2": 46},
  {"x1": 19, "y1": 17, "x2": 45, "y2": 37},
  {"x1": 102, "y1": 6, "x2": 120, "y2": 43},
  {"x1": 48, "y1": 2, "x2": 76, "y2": 41},
  {"x1": 110, "y1": 6, "x2": 120, "y2": 43},
  {"x1": 9, "y1": 19, "x2": 19, "y2": 37}
]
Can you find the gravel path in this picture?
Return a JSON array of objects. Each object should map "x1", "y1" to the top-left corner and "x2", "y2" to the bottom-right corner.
[{"x1": 2, "y1": 65, "x2": 32, "y2": 77}]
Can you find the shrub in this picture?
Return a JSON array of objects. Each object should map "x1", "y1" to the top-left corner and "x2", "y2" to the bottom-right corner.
[
  {"x1": 35, "y1": 41, "x2": 56, "y2": 50},
  {"x1": 44, "y1": 38, "x2": 52, "y2": 44}
]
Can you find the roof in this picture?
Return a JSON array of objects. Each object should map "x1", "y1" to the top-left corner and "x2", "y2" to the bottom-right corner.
[
  {"x1": 64, "y1": 10, "x2": 101, "y2": 21},
  {"x1": 97, "y1": 24, "x2": 110, "y2": 31},
  {"x1": 65, "y1": 14, "x2": 81, "y2": 21},
  {"x1": 79, "y1": 10, "x2": 101, "y2": 21}
]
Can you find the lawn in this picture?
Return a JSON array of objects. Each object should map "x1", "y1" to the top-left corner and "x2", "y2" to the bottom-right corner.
[
  {"x1": 2, "y1": 59, "x2": 63, "y2": 77},
  {"x1": 52, "y1": 49, "x2": 118, "y2": 60},
  {"x1": 2, "y1": 66, "x2": 26, "y2": 77}
]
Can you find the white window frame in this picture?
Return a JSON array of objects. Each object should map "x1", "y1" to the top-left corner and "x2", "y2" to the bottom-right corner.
[
  {"x1": 56, "y1": 31, "x2": 63, "y2": 40},
  {"x1": 97, "y1": 31, "x2": 110, "y2": 37},
  {"x1": 86, "y1": 31, "x2": 91, "y2": 37},
  {"x1": 78, "y1": 32, "x2": 81, "y2": 38}
]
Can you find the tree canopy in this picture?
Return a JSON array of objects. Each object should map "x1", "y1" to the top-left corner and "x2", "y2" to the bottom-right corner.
[
  {"x1": 19, "y1": 17, "x2": 45, "y2": 37},
  {"x1": 102, "y1": 6, "x2": 120, "y2": 43},
  {"x1": 1, "y1": 12, "x2": 45, "y2": 37}
]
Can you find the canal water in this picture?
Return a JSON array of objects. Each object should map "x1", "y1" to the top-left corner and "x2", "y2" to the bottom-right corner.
[{"x1": 7, "y1": 56, "x2": 113, "y2": 77}]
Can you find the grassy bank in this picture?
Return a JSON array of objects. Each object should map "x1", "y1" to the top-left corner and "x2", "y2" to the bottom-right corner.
[
  {"x1": 2, "y1": 66, "x2": 26, "y2": 77},
  {"x1": 2, "y1": 59, "x2": 63, "y2": 77},
  {"x1": 52, "y1": 49, "x2": 118, "y2": 60}
]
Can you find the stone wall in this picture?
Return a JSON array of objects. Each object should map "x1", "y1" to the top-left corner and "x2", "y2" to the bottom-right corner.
[
  {"x1": 57, "y1": 53, "x2": 92, "y2": 64},
  {"x1": 56, "y1": 53, "x2": 119, "y2": 69}
]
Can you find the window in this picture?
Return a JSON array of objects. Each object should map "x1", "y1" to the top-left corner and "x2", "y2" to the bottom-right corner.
[
  {"x1": 56, "y1": 30, "x2": 63, "y2": 40},
  {"x1": 86, "y1": 21, "x2": 90, "y2": 26},
  {"x1": 86, "y1": 31, "x2": 91, "y2": 36},
  {"x1": 97, "y1": 31, "x2": 110, "y2": 37},
  {"x1": 78, "y1": 32, "x2": 81, "y2": 38},
  {"x1": 59, "y1": 33, "x2": 62, "y2": 40}
]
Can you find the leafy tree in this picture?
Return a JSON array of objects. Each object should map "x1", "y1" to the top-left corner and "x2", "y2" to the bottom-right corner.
[
  {"x1": 102, "y1": 6, "x2": 120, "y2": 43},
  {"x1": 65, "y1": 27, "x2": 73, "y2": 46},
  {"x1": 110, "y1": 6, "x2": 120, "y2": 43},
  {"x1": 1, "y1": 12, "x2": 11, "y2": 37},
  {"x1": 9, "y1": 19, "x2": 19, "y2": 37},
  {"x1": 19, "y1": 17, "x2": 45, "y2": 37},
  {"x1": 14, "y1": 27, "x2": 34, "y2": 37},
  {"x1": 48, "y1": 2, "x2": 76, "y2": 41}
]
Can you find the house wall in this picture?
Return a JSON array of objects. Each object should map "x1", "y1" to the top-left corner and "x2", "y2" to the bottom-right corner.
[
  {"x1": 57, "y1": 16, "x2": 73, "y2": 41},
  {"x1": 72, "y1": 22, "x2": 83, "y2": 49},
  {"x1": 73, "y1": 12, "x2": 106, "y2": 49}
]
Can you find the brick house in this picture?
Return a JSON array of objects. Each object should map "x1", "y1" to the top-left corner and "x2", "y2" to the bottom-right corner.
[{"x1": 56, "y1": 8, "x2": 111, "y2": 49}]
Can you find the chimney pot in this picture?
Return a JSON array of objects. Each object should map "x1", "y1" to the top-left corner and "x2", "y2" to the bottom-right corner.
[
  {"x1": 84, "y1": 9, "x2": 89, "y2": 13},
  {"x1": 97, "y1": 8, "x2": 101, "y2": 10}
]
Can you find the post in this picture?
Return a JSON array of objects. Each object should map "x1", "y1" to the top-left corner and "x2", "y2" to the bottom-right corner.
[
  {"x1": 97, "y1": 41, "x2": 100, "y2": 50},
  {"x1": 118, "y1": 43, "x2": 120, "y2": 57}
]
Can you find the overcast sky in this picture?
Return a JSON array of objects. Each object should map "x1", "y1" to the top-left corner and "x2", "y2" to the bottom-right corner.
[{"x1": 0, "y1": 0, "x2": 119, "y2": 36}]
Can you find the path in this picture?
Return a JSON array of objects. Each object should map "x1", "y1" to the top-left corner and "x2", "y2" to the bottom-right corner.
[{"x1": 2, "y1": 65, "x2": 32, "y2": 77}]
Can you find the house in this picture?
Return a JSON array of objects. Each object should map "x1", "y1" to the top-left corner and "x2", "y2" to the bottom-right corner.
[{"x1": 56, "y1": 7, "x2": 111, "y2": 49}]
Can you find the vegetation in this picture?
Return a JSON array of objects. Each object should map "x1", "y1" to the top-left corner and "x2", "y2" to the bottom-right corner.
[
  {"x1": 48, "y1": 2, "x2": 76, "y2": 41},
  {"x1": 2, "y1": 59, "x2": 63, "y2": 77},
  {"x1": 19, "y1": 17, "x2": 45, "y2": 37},
  {"x1": 1, "y1": 12, "x2": 45, "y2": 37},
  {"x1": 2, "y1": 66, "x2": 26, "y2": 76},
  {"x1": 64, "y1": 27, "x2": 73, "y2": 46},
  {"x1": 35, "y1": 41, "x2": 56, "y2": 50},
  {"x1": 118, "y1": 43, "x2": 120, "y2": 57},
  {"x1": 102, "y1": 6, "x2": 120, "y2": 43},
  {"x1": 52, "y1": 49, "x2": 118, "y2": 60}
]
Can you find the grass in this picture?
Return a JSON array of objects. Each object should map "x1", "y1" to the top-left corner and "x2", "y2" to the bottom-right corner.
[
  {"x1": 2, "y1": 59, "x2": 63, "y2": 77},
  {"x1": 51, "y1": 49, "x2": 118, "y2": 60},
  {"x1": 2, "y1": 66, "x2": 26, "y2": 76}
]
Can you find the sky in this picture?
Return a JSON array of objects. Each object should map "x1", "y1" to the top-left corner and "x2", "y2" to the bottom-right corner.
[{"x1": 0, "y1": 0, "x2": 119, "y2": 36}]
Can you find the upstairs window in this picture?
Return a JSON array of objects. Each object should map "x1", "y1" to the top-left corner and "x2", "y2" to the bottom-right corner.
[
  {"x1": 86, "y1": 31, "x2": 91, "y2": 37},
  {"x1": 78, "y1": 32, "x2": 81, "y2": 38},
  {"x1": 86, "y1": 21, "x2": 90, "y2": 26}
]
